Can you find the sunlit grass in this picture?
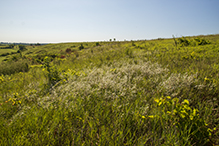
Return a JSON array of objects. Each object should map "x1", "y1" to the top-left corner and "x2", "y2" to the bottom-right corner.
[{"x1": 0, "y1": 34, "x2": 219, "y2": 145}]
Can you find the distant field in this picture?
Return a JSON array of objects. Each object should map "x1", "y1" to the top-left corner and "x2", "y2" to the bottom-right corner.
[
  {"x1": 0, "y1": 56, "x2": 6, "y2": 62},
  {"x1": 0, "y1": 48, "x2": 18, "y2": 54},
  {"x1": 0, "y1": 46, "x2": 19, "y2": 61}
]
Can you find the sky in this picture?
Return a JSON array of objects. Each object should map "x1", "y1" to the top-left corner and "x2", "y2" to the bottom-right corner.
[{"x1": 0, "y1": 0, "x2": 219, "y2": 43}]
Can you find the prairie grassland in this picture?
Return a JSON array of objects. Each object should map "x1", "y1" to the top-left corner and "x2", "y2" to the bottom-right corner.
[{"x1": 0, "y1": 35, "x2": 219, "y2": 145}]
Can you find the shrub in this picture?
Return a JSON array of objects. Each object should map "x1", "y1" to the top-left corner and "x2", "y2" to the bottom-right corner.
[
  {"x1": 0, "y1": 52, "x2": 10, "y2": 57},
  {"x1": 194, "y1": 38, "x2": 211, "y2": 45},
  {"x1": 42, "y1": 56, "x2": 61, "y2": 89},
  {"x1": 96, "y1": 42, "x2": 100, "y2": 46},
  {"x1": 9, "y1": 44, "x2": 15, "y2": 48},
  {"x1": 178, "y1": 37, "x2": 190, "y2": 46},
  {"x1": 50, "y1": 54, "x2": 57, "y2": 58},
  {"x1": 65, "y1": 48, "x2": 72, "y2": 54},
  {"x1": 18, "y1": 45, "x2": 27, "y2": 51},
  {"x1": 0, "y1": 60, "x2": 29, "y2": 75},
  {"x1": 79, "y1": 44, "x2": 84, "y2": 50}
]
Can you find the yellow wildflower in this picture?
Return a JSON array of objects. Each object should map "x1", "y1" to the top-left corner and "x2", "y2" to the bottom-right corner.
[
  {"x1": 154, "y1": 99, "x2": 159, "y2": 103},
  {"x1": 148, "y1": 115, "x2": 154, "y2": 118},
  {"x1": 189, "y1": 115, "x2": 194, "y2": 120},
  {"x1": 158, "y1": 101, "x2": 162, "y2": 106},
  {"x1": 207, "y1": 128, "x2": 213, "y2": 136},
  {"x1": 193, "y1": 109, "x2": 197, "y2": 116},
  {"x1": 184, "y1": 105, "x2": 192, "y2": 111},
  {"x1": 0, "y1": 76, "x2": 4, "y2": 82},
  {"x1": 167, "y1": 111, "x2": 171, "y2": 114},
  {"x1": 180, "y1": 114, "x2": 185, "y2": 118},
  {"x1": 142, "y1": 116, "x2": 145, "y2": 119},
  {"x1": 183, "y1": 99, "x2": 189, "y2": 105},
  {"x1": 181, "y1": 109, "x2": 187, "y2": 114}
]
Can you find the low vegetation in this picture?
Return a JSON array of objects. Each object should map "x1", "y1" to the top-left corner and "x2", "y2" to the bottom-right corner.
[{"x1": 0, "y1": 35, "x2": 219, "y2": 145}]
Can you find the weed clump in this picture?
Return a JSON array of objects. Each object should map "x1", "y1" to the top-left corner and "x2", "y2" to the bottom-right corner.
[
  {"x1": 42, "y1": 56, "x2": 61, "y2": 89},
  {"x1": 79, "y1": 44, "x2": 84, "y2": 50},
  {"x1": 0, "y1": 60, "x2": 29, "y2": 75},
  {"x1": 178, "y1": 37, "x2": 211, "y2": 46}
]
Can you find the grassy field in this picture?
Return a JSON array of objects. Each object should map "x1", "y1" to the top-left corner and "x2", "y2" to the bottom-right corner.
[
  {"x1": 0, "y1": 48, "x2": 18, "y2": 54},
  {"x1": 0, "y1": 35, "x2": 219, "y2": 145}
]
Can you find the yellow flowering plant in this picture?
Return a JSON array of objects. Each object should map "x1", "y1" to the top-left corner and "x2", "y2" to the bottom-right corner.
[
  {"x1": 152, "y1": 96, "x2": 212, "y2": 144},
  {"x1": 5, "y1": 93, "x2": 22, "y2": 106}
]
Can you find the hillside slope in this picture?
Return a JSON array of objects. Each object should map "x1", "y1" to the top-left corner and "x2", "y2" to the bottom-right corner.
[{"x1": 0, "y1": 35, "x2": 219, "y2": 145}]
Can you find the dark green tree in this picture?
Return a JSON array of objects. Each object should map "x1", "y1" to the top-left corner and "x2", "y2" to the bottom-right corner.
[
  {"x1": 79, "y1": 44, "x2": 84, "y2": 50},
  {"x1": 9, "y1": 44, "x2": 15, "y2": 48},
  {"x1": 18, "y1": 45, "x2": 26, "y2": 51}
]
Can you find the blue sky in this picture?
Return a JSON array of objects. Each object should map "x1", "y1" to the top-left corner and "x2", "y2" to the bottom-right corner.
[{"x1": 0, "y1": 0, "x2": 219, "y2": 43}]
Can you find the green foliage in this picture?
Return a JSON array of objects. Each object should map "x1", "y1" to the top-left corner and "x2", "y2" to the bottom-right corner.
[
  {"x1": 178, "y1": 37, "x2": 211, "y2": 47},
  {"x1": 18, "y1": 45, "x2": 27, "y2": 51},
  {"x1": 95, "y1": 42, "x2": 100, "y2": 46},
  {"x1": 194, "y1": 37, "x2": 211, "y2": 45},
  {"x1": 9, "y1": 44, "x2": 15, "y2": 48},
  {"x1": 79, "y1": 44, "x2": 84, "y2": 50},
  {"x1": 0, "y1": 34, "x2": 219, "y2": 145},
  {"x1": 42, "y1": 56, "x2": 61, "y2": 89},
  {"x1": 152, "y1": 97, "x2": 212, "y2": 145},
  {"x1": 178, "y1": 37, "x2": 190, "y2": 46},
  {"x1": 0, "y1": 60, "x2": 29, "y2": 75},
  {"x1": 0, "y1": 52, "x2": 10, "y2": 57},
  {"x1": 131, "y1": 41, "x2": 136, "y2": 46}
]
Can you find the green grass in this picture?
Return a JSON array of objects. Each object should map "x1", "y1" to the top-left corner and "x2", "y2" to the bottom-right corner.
[
  {"x1": 0, "y1": 48, "x2": 18, "y2": 54},
  {"x1": 0, "y1": 34, "x2": 219, "y2": 145},
  {"x1": 0, "y1": 56, "x2": 7, "y2": 62}
]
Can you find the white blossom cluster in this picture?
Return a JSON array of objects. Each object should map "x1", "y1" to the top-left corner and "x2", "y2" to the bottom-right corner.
[
  {"x1": 157, "y1": 73, "x2": 198, "y2": 97},
  {"x1": 54, "y1": 59, "x2": 168, "y2": 102}
]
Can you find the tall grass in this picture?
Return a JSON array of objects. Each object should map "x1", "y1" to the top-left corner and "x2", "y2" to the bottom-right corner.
[
  {"x1": 0, "y1": 35, "x2": 219, "y2": 145},
  {"x1": 0, "y1": 60, "x2": 29, "y2": 75}
]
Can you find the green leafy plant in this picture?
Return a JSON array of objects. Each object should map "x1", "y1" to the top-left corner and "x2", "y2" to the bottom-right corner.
[
  {"x1": 18, "y1": 45, "x2": 27, "y2": 51},
  {"x1": 178, "y1": 37, "x2": 190, "y2": 46},
  {"x1": 194, "y1": 38, "x2": 211, "y2": 45},
  {"x1": 95, "y1": 42, "x2": 100, "y2": 46},
  {"x1": 0, "y1": 60, "x2": 29, "y2": 75},
  {"x1": 150, "y1": 96, "x2": 213, "y2": 145},
  {"x1": 42, "y1": 56, "x2": 61, "y2": 89},
  {"x1": 79, "y1": 44, "x2": 84, "y2": 50}
]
